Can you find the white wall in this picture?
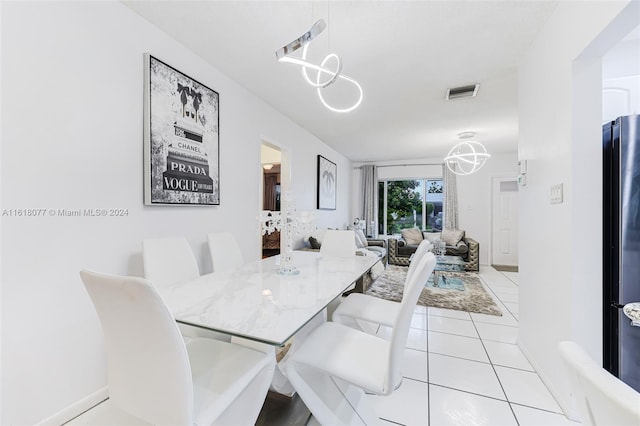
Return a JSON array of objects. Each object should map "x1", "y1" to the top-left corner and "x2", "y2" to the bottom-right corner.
[
  {"x1": 0, "y1": 2, "x2": 351, "y2": 424},
  {"x1": 352, "y1": 153, "x2": 518, "y2": 265},
  {"x1": 518, "y1": 0, "x2": 635, "y2": 417}
]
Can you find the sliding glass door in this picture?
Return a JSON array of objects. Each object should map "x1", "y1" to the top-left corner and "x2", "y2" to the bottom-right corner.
[{"x1": 378, "y1": 179, "x2": 443, "y2": 235}]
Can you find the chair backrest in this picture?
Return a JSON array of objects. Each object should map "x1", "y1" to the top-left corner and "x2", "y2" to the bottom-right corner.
[
  {"x1": 386, "y1": 252, "x2": 436, "y2": 393},
  {"x1": 406, "y1": 239, "x2": 433, "y2": 283},
  {"x1": 559, "y1": 341, "x2": 640, "y2": 425},
  {"x1": 142, "y1": 237, "x2": 199, "y2": 287},
  {"x1": 208, "y1": 232, "x2": 244, "y2": 273},
  {"x1": 320, "y1": 230, "x2": 357, "y2": 257},
  {"x1": 80, "y1": 270, "x2": 193, "y2": 425}
]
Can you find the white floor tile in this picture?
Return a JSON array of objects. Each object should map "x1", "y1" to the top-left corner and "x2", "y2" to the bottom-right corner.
[
  {"x1": 483, "y1": 340, "x2": 534, "y2": 371},
  {"x1": 405, "y1": 327, "x2": 429, "y2": 351},
  {"x1": 365, "y1": 378, "x2": 429, "y2": 426},
  {"x1": 403, "y1": 348, "x2": 428, "y2": 382},
  {"x1": 501, "y1": 272, "x2": 519, "y2": 285},
  {"x1": 428, "y1": 353, "x2": 505, "y2": 399},
  {"x1": 503, "y1": 302, "x2": 519, "y2": 314},
  {"x1": 494, "y1": 366, "x2": 562, "y2": 413},
  {"x1": 487, "y1": 282, "x2": 518, "y2": 292},
  {"x1": 475, "y1": 322, "x2": 518, "y2": 344},
  {"x1": 428, "y1": 316, "x2": 479, "y2": 338},
  {"x1": 414, "y1": 305, "x2": 428, "y2": 315},
  {"x1": 428, "y1": 331, "x2": 489, "y2": 363},
  {"x1": 411, "y1": 312, "x2": 429, "y2": 330},
  {"x1": 428, "y1": 307, "x2": 472, "y2": 320},
  {"x1": 488, "y1": 286, "x2": 519, "y2": 295},
  {"x1": 429, "y1": 385, "x2": 517, "y2": 426},
  {"x1": 511, "y1": 404, "x2": 577, "y2": 425},
  {"x1": 493, "y1": 292, "x2": 519, "y2": 303},
  {"x1": 470, "y1": 311, "x2": 518, "y2": 327}
]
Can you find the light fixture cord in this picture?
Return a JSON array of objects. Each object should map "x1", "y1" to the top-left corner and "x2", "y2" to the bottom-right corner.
[{"x1": 327, "y1": 0, "x2": 331, "y2": 52}]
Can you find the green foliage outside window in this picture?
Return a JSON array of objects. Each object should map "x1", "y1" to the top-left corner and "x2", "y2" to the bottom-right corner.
[{"x1": 386, "y1": 180, "x2": 422, "y2": 234}]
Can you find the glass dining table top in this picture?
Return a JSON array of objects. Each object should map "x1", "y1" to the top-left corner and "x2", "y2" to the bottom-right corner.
[{"x1": 158, "y1": 251, "x2": 379, "y2": 346}]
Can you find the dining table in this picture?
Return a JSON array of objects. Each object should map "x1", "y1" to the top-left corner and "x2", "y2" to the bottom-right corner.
[{"x1": 158, "y1": 250, "x2": 379, "y2": 346}]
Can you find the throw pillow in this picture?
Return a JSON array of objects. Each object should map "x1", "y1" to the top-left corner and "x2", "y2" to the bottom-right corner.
[
  {"x1": 401, "y1": 227, "x2": 424, "y2": 245},
  {"x1": 423, "y1": 232, "x2": 441, "y2": 243},
  {"x1": 308, "y1": 236, "x2": 322, "y2": 249},
  {"x1": 441, "y1": 228, "x2": 465, "y2": 246}
]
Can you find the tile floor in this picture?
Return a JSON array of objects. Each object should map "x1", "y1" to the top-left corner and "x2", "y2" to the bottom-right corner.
[
  {"x1": 67, "y1": 266, "x2": 578, "y2": 426},
  {"x1": 363, "y1": 266, "x2": 578, "y2": 426}
]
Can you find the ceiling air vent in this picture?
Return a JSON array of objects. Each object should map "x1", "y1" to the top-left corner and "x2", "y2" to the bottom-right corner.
[{"x1": 446, "y1": 84, "x2": 480, "y2": 100}]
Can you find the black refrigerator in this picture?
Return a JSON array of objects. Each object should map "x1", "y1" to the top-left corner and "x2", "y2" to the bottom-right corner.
[{"x1": 603, "y1": 114, "x2": 640, "y2": 392}]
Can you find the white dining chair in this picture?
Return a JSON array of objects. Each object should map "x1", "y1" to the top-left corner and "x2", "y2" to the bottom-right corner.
[
  {"x1": 286, "y1": 252, "x2": 437, "y2": 425},
  {"x1": 142, "y1": 237, "x2": 199, "y2": 287},
  {"x1": 208, "y1": 232, "x2": 244, "y2": 273},
  {"x1": 80, "y1": 269, "x2": 275, "y2": 426},
  {"x1": 332, "y1": 239, "x2": 433, "y2": 333},
  {"x1": 320, "y1": 230, "x2": 357, "y2": 257},
  {"x1": 559, "y1": 341, "x2": 640, "y2": 425}
]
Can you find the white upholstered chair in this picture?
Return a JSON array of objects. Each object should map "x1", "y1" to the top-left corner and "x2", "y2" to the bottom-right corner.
[
  {"x1": 208, "y1": 232, "x2": 244, "y2": 273},
  {"x1": 142, "y1": 237, "x2": 199, "y2": 287},
  {"x1": 333, "y1": 239, "x2": 433, "y2": 333},
  {"x1": 286, "y1": 253, "x2": 437, "y2": 425},
  {"x1": 559, "y1": 341, "x2": 640, "y2": 425},
  {"x1": 320, "y1": 230, "x2": 357, "y2": 258},
  {"x1": 80, "y1": 270, "x2": 275, "y2": 426}
]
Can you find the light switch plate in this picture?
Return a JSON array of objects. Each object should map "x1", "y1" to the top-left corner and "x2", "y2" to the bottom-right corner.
[{"x1": 551, "y1": 184, "x2": 563, "y2": 204}]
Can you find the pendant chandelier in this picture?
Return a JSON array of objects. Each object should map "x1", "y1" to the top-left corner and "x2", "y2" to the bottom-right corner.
[
  {"x1": 444, "y1": 133, "x2": 491, "y2": 176},
  {"x1": 275, "y1": 19, "x2": 363, "y2": 113}
]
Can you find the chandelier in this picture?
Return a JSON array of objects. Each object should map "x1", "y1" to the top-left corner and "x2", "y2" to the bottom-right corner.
[
  {"x1": 275, "y1": 19, "x2": 363, "y2": 113},
  {"x1": 444, "y1": 138, "x2": 491, "y2": 176}
]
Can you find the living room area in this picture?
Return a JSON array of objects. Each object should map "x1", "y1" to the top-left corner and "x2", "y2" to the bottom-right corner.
[{"x1": 3, "y1": 1, "x2": 640, "y2": 425}]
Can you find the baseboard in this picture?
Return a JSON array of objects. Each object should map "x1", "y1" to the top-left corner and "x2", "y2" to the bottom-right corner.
[
  {"x1": 517, "y1": 342, "x2": 580, "y2": 422},
  {"x1": 37, "y1": 387, "x2": 108, "y2": 425}
]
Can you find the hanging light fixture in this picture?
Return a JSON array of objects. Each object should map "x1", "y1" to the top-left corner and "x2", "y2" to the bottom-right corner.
[
  {"x1": 444, "y1": 132, "x2": 491, "y2": 175},
  {"x1": 275, "y1": 19, "x2": 363, "y2": 113}
]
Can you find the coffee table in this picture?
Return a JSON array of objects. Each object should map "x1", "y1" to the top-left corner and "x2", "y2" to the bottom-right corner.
[{"x1": 431, "y1": 255, "x2": 465, "y2": 290}]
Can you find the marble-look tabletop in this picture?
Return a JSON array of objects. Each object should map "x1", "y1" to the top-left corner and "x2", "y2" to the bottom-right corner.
[
  {"x1": 623, "y1": 303, "x2": 640, "y2": 327},
  {"x1": 159, "y1": 251, "x2": 378, "y2": 346}
]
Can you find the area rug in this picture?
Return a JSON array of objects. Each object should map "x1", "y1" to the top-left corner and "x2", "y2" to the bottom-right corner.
[{"x1": 366, "y1": 265, "x2": 503, "y2": 316}]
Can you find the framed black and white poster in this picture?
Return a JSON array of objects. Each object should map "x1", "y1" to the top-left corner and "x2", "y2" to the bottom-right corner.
[
  {"x1": 317, "y1": 155, "x2": 337, "y2": 210},
  {"x1": 144, "y1": 54, "x2": 219, "y2": 205}
]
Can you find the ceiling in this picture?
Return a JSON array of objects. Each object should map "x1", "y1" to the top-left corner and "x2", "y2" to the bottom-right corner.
[{"x1": 124, "y1": 1, "x2": 558, "y2": 162}]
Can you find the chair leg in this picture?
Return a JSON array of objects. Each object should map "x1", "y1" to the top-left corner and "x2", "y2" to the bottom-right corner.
[
  {"x1": 214, "y1": 362, "x2": 277, "y2": 425},
  {"x1": 286, "y1": 363, "x2": 379, "y2": 426}
]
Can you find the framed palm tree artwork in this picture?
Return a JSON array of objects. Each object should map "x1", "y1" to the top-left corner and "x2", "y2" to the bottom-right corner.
[{"x1": 317, "y1": 155, "x2": 337, "y2": 210}]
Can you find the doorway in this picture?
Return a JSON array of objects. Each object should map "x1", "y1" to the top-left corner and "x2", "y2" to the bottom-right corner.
[
  {"x1": 491, "y1": 177, "x2": 519, "y2": 269},
  {"x1": 261, "y1": 143, "x2": 282, "y2": 258}
]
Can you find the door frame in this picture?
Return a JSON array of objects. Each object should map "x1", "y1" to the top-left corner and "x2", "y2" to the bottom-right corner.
[{"x1": 259, "y1": 136, "x2": 291, "y2": 255}]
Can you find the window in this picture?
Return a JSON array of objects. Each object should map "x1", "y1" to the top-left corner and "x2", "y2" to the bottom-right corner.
[{"x1": 378, "y1": 179, "x2": 443, "y2": 235}]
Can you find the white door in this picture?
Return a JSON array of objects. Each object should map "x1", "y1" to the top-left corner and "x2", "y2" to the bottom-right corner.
[{"x1": 492, "y1": 177, "x2": 519, "y2": 266}]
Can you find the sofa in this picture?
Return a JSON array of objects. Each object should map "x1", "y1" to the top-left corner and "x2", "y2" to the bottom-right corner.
[{"x1": 388, "y1": 227, "x2": 479, "y2": 271}]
